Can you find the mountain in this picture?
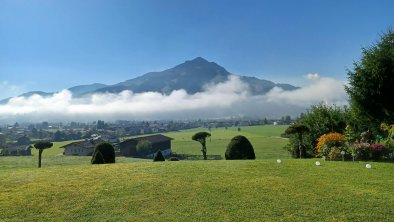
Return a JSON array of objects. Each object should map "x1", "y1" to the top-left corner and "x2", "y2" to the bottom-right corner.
[
  {"x1": 0, "y1": 84, "x2": 107, "y2": 104},
  {"x1": 1, "y1": 57, "x2": 298, "y2": 102},
  {"x1": 68, "y1": 83, "x2": 108, "y2": 97},
  {"x1": 0, "y1": 91, "x2": 53, "y2": 104},
  {"x1": 239, "y1": 76, "x2": 297, "y2": 94},
  {"x1": 94, "y1": 57, "x2": 230, "y2": 95},
  {"x1": 93, "y1": 57, "x2": 298, "y2": 95}
]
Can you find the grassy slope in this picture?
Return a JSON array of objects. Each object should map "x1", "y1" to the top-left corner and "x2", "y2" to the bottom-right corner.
[{"x1": 1, "y1": 126, "x2": 393, "y2": 221}]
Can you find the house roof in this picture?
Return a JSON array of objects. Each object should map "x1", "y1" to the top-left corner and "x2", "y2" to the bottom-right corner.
[
  {"x1": 121, "y1": 134, "x2": 173, "y2": 145},
  {"x1": 61, "y1": 139, "x2": 104, "y2": 149},
  {"x1": 5, "y1": 144, "x2": 32, "y2": 151}
]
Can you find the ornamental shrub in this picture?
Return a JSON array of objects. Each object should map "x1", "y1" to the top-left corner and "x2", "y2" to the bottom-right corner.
[
  {"x1": 370, "y1": 144, "x2": 388, "y2": 160},
  {"x1": 91, "y1": 151, "x2": 105, "y2": 164},
  {"x1": 328, "y1": 146, "x2": 342, "y2": 160},
  {"x1": 91, "y1": 142, "x2": 115, "y2": 164},
  {"x1": 225, "y1": 135, "x2": 255, "y2": 160},
  {"x1": 316, "y1": 132, "x2": 346, "y2": 157},
  {"x1": 153, "y1": 150, "x2": 165, "y2": 162},
  {"x1": 353, "y1": 142, "x2": 371, "y2": 161},
  {"x1": 353, "y1": 143, "x2": 389, "y2": 161}
]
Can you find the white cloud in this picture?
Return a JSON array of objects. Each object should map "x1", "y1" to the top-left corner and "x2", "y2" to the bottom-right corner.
[
  {"x1": 0, "y1": 75, "x2": 348, "y2": 123},
  {"x1": 304, "y1": 73, "x2": 320, "y2": 80},
  {"x1": 264, "y1": 76, "x2": 348, "y2": 106}
]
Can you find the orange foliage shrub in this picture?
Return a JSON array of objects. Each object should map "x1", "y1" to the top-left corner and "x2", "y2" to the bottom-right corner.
[{"x1": 316, "y1": 132, "x2": 346, "y2": 154}]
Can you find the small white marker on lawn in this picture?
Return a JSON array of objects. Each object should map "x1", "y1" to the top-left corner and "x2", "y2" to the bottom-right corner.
[
  {"x1": 277, "y1": 159, "x2": 282, "y2": 164},
  {"x1": 366, "y1": 164, "x2": 372, "y2": 169},
  {"x1": 315, "y1": 161, "x2": 321, "y2": 166}
]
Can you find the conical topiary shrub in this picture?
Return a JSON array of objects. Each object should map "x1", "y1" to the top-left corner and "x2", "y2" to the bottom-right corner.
[
  {"x1": 225, "y1": 135, "x2": 256, "y2": 160},
  {"x1": 91, "y1": 151, "x2": 105, "y2": 164},
  {"x1": 91, "y1": 142, "x2": 115, "y2": 164},
  {"x1": 153, "y1": 150, "x2": 165, "y2": 162}
]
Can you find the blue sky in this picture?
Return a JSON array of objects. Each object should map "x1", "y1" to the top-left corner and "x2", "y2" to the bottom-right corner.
[{"x1": 1, "y1": 0, "x2": 393, "y2": 99}]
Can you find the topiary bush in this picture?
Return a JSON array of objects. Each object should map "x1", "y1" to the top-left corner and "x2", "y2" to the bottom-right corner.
[
  {"x1": 91, "y1": 142, "x2": 115, "y2": 164},
  {"x1": 225, "y1": 135, "x2": 255, "y2": 160},
  {"x1": 153, "y1": 150, "x2": 165, "y2": 162},
  {"x1": 91, "y1": 151, "x2": 105, "y2": 164}
]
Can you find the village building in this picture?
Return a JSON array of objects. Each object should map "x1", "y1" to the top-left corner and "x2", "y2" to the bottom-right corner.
[
  {"x1": 61, "y1": 139, "x2": 104, "y2": 156},
  {"x1": 0, "y1": 144, "x2": 32, "y2": 156},
  {"x1": 119, "y1": 134, "x2": 173, "y2": 158}
]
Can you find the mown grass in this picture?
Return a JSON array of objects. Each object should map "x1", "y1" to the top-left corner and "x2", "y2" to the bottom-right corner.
[
  {"x1": 167, "y1": 125, "x2": 289, "y2": 159},
  {"x1": 1, "y1": 160, "x2": 393, "y2": 221},
  {"x1": 1, "y1": 126, "x2": 393, "y2": 221},
  {"x1": 1, "y1": 125, "x2": 289, "y2": 170}
]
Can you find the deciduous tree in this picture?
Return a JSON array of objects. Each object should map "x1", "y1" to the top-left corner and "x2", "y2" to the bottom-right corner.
[
  {"x1": 346, "y1": 29, "x2": 394, "y2": 130},
  {"x1": 136, "y1": 140, "x2": 152, "y2": 156}
]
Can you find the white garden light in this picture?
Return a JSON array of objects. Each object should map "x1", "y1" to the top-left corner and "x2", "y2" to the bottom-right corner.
[
  {"x1": 315, "y1": 161, "x2": 321, "y2": 166},
  {"x1": 366, "y1": 164, "x2": 372, "y2": 169}
]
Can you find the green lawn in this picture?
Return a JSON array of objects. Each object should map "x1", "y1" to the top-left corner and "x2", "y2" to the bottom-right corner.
[
  {"x1": 1, "y1": 126, "x2": 393, "y2": 221},
  {"x1": 167, "y1": 125, "x2": 289, "y2": 159},
  {"x1": 1, "y1": 160, "x2": 393, "y2": 221}
]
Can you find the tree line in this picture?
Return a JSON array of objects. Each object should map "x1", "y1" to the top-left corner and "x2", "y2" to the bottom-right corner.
[{"x1": 286, "y1": 29, "x2": 394, "y2": 160}]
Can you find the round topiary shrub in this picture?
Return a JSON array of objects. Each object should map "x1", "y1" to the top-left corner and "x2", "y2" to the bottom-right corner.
[
  {"x1": 91, "y1": 151, "x2": 105, "y2": 164},
  {"x1": 153, "y1": 150, "x2": 165, "y2": 162},
  {"x1": 225, "y1": 135, "x2": 256, "y2": 160},
  {"x1": 91, "y1": 142, "x2": 115, "y2": 164}
]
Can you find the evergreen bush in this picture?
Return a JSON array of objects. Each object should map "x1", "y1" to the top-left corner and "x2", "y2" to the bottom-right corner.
[
  {"x1": 91, "y1": 142, "x2": 115, "y2": 164},
  {"x1": 225, "y1": 135, "x2": 255, "y2": 160},
  {"x1": 91, "y1": 151, "x2": 105, "y2": 164},
  {"x1": 153, "y1": 150, "x2": 165, "y2": 162}
]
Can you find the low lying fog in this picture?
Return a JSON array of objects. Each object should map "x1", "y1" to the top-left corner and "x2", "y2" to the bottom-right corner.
[{"x1": 0, "y1": 75, "x2": 348, "y2": 123}]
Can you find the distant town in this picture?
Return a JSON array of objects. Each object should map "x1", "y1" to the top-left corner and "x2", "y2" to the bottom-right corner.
[{"x1": 0, "y1": 116, "x2": 293, "y2": 156}]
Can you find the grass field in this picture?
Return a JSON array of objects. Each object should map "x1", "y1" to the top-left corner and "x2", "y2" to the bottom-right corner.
[
  {"x1": 168, "y1": 125, "x2": 289, "y2": 159},
  {"x1": 1, "y1": 126, "x2": 393, "y2": 221}
]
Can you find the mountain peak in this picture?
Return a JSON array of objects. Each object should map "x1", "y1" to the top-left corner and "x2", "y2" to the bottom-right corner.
[
  {"x1": 180, "y1": 57, "x2": 211, "y2": 67},
  {"x1": 188, "y1": 57, "x2": 209, "y2": 63},
  {"x1": 175, "y1": 57, "x2": 228, "y2": 74}
]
